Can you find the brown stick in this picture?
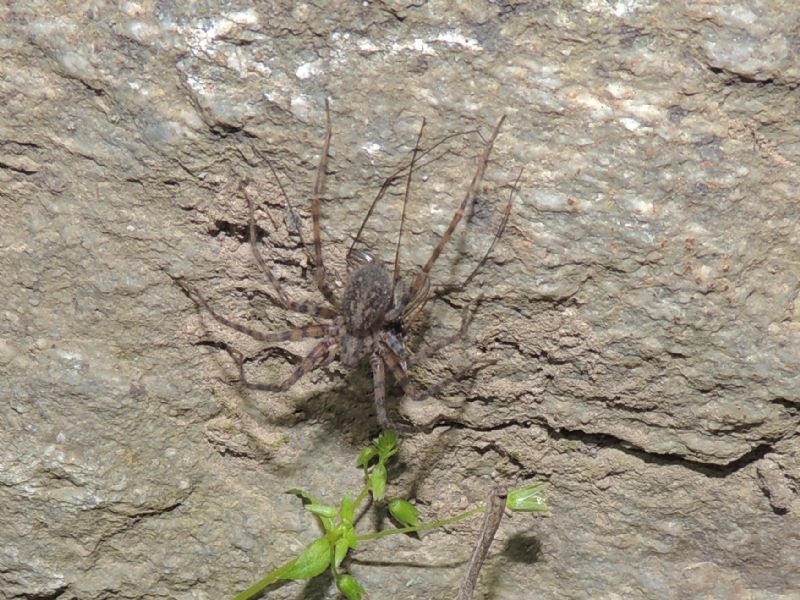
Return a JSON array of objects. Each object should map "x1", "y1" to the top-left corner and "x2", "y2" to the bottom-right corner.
[{"x1": 456, "y1": 487, "x2": 508, "y2": 600}]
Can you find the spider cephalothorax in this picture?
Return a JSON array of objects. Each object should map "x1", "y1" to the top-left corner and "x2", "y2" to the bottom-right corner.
[{"x1": 175, "y1": 101, "x2": 516, "y2": 432}]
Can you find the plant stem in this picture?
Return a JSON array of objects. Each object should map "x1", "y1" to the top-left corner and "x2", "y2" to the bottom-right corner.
[
  {"x1": 354, "y1": 482, "x2": 371, "y2": 509},
  {"x1": 357, "y1": 506, "x2": 484, "y2": 542},
  {"x1": 231, "y1": 556, "x2": 297, "y2": 600}
]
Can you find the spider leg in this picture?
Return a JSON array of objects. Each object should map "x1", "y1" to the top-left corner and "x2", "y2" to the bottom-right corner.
[
  {"x1": 407, "y1": 297, "x2": 480, "y2": 366},
  {"x1": 380, "y1": 344, "x2": 497, "y2": 433},
  {"x1": 406, "y1": 116, "x2": 506, "y2": 302},
  {"x1": 381, "y1": 294, "x2": 476, "y2": 368},
  {"x1": 227, "y1": 339, "x2": 338, "y2": 392},
  {"x1": 369, "y1": 354, "x2": 415, "y2": 433},
  {"x1": 175, "y1": 276, "x2": 337, "y2": 342},
  {"x1": 309, "y1": 99, "x2": 340, "y2": 307},
  {"x1": 392, "y1": 117, "x2": 426, "y2": 289},
  {"x1": 398, "y1": 165, "x2": 519, "y2": 324},
  {"x1": 437, "y1": 167, "x2": 522, "y2": 296},
  {"x1": 243, "y1": 182, "x2": 338, "y2": 319},
  {"x1": 458, "y1": 168, "x2": 520, "y2": 289},
  {"x1": 347, "y1": 127, "x2": 482, "y2": 263},
  {"x1": 380, "y1": 343, "x2": 496, "y2": 406}
]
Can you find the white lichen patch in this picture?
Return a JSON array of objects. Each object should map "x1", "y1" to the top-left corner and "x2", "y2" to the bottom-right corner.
[
  {"x1": 619, "y1": 117, "x2": 641, "y2": 131},
  {"x1": 361, "y1": 142, "x2": 382, "y2": 155},
  {"x1": 296, "y1": 61, "x2": 320, "y2": 80},
  {"x1": 433, "y1": 30, "x2": 481, "y2": 52},
  {"x1": 583, "y1": 0, "x2": 651, "y2": 17}
]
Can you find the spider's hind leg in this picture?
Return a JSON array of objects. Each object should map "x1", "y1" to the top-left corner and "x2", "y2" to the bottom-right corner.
[
  {"x1": 226, "y1": 339, "x2": 338, "y2": 392},
  {"x1": 369, "y1": 354, "x2": 416, "y2": 433},
  {"x1": 379, "y1": 343, "x2": 496, "y2": 433}
]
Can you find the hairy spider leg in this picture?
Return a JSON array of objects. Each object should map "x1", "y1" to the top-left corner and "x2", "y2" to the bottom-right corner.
[
  {"x1": 406, "y1": 116, "x2": 506, "y2": 302},
  {"x1": 242, "y1": 183, "x2": 338, "y2": 319},
  {"x1": 228, "y1": 339, "x2": 339, "y2": 391},
  {"x1": 411, "y1": 166, "x2": 521, "y2": 318},
  {"x1": 377, "y1": 335, "x2": 471, "y2": 401},
  {"x1": 309, "y1": 99, "x2": 340, "y2": 307},
  {"x1": 369, "y1": 354, "x2": 415, "y2": 433},
  {"x1": 451, "y1": 166, "x2": 522, "y2": 291},
  {"x1": 174, "y1": 276, "x2": 338, "y2": 342},
  {"x1": 347, "y1": 172, "x2": 402, "y2": 265},
  {"x1": 346, "y1": 127, "x2": 482, "y2": 265},
  {"x1": 392, "y1": 117, "x2": 426, "y2": 289},
  {"x1": 378, "y1": 343, "x2": 497, "y2": 431},
  {"x1": 249, "y1": 146, "x2": 314, "y2": 265},
  {"x1": 375, "y1": 296, "x2": 480, "y2": 430}
]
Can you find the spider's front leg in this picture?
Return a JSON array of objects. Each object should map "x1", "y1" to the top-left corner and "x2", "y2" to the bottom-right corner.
[
  {"x1": 308, "y1": 99, "x2": 340, "y2": 308},
  {"x1": 406, "y1": 115, "x2": 506, "y2": 301}
]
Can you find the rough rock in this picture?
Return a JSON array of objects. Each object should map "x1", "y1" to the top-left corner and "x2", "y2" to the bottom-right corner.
[{"x1": 1, "y1": 1, "x2": 798, "y2": 599}]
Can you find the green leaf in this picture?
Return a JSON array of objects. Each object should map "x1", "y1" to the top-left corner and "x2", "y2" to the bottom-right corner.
[
  {"x1": 344, "y1": 527, "x2": 359, "y2": 550},
  {"x1": 336, "y1": 573, "x2": 366, "y2": 600},
  {"x1": 287, "y1": 489, "x2": 334, "y2": 531},
  {"x1": 340, "y1": 494, "x2": 355, "y2": 523},
  {"x1": 506, "y1": 483, "x2": 549, "y2": 513},
  {"x1": 280, "y1": 536, "x2": 332, "y2": 581},
  {"x1": 305, "y1": 503, "x2": 339, "y2": 519},
  {"x1": 370, "y1": 463, "x2": 387, "y2": 501},
  {"x1": 388, "y1": 499, "x2": 420, "y2": 528},
  {"x1": 356, "y1": 446, "x2": 377, "y2": 468},
  {"x1": 375, "y1": 431, "x2": 399, "y2": 461},
  {"x1": 334, "y1": 535, "x2": 351, "y2": 569}
]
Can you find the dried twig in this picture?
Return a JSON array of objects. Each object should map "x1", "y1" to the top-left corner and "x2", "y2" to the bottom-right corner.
[{"x1": 456, "y1": 486, "x2": 508, "y2": 600}]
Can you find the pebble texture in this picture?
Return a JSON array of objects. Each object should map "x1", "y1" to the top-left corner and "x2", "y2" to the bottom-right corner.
[{"x1": 1, "y1": 1, "x2": 798, "y2": 599}]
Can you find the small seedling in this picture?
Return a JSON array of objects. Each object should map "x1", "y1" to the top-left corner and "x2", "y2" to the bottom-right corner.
[{"x1": 232, "y1": 432, "x2": 548, "y2": 600}]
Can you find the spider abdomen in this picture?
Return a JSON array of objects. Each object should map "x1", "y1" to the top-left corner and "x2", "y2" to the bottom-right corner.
[{"x1": 341, "y1": 262, "x2": 393, "y2": 334}]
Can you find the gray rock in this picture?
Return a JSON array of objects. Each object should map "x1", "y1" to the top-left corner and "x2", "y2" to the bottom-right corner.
[{"x1": 1, "y1": 1, "x2": 797, "y2": 599}]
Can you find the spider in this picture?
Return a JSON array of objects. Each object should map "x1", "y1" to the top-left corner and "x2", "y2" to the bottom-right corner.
[{"x1": 175, "y1": 102, "x2": 518, "y2": 432}]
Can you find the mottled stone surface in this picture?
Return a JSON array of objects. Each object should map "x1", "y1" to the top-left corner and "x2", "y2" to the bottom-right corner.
[{"x1": 1, "y1": 1, "x2": 798, "y2": 599}]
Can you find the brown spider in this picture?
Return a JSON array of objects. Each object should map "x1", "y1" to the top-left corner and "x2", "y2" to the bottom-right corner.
[{"x1": 175, "y1": 102, "x2": 517, "y2": 432}]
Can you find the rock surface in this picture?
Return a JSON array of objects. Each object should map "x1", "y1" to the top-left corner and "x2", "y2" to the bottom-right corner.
[{"x1": 1, "y1": 1, "x2": 798, "y2": 599}]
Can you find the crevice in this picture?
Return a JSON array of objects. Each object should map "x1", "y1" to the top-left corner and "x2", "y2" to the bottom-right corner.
[
  {"x1": 770, "y1": 396, "x2": 799, "y2": 412},
  {"x1": 435, "y1": 416, "x2": 775, "y2": 478},
  {"x1": 210, "y1": 123, "x2": 244, "y2": 136},
  {"x1": 208, "y1": 218, "x2": 262, "y2": 243},
  {"x1": 113, "y1": 499, "x2": 185, "y2": 522},
  {"x1": 0, "y1": 159, "x2": 37, "y2": 175},
  {"x1": 16, "y1": 583, "x2": 69, "y2": 600},
  {"x1": 75, "y1": 76, "x2": 106, "y2": 96},
  {"x1": 194, "y1": 339, "x2": 302, "y2": 365},
  {"x1": 86, "y1": 496, "x2": 189, "y2": 557},
  {"x1": 536, "y1": 418, "x2": 775, "y2": 477},
  {"x1": 706, "y1": 64, "x2": 776, "y2": 86}
]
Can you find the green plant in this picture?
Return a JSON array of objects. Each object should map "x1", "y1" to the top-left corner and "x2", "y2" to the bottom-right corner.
[{"x1": 232, "y1": 431, "x2": 549, "y2": 600}]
